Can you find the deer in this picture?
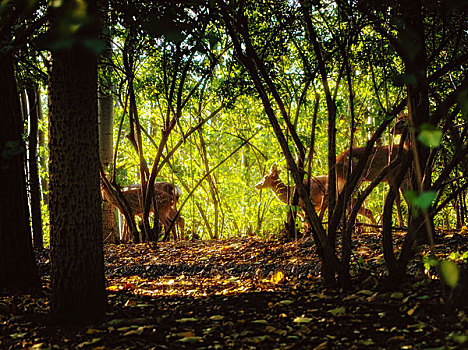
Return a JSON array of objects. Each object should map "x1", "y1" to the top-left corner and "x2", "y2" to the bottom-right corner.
[
  {"x1": 336, "y1": 113, "x2": 411, "y2": 188},
  {"x1": 100, "y1": 181, "x2": 185, "y2": 242},
  {"x1": 333, "y1": 113, "x2": 413, "y2": 226},
  {"x1": 255, "y1": 163, "x2": 377, "y2": 225}
]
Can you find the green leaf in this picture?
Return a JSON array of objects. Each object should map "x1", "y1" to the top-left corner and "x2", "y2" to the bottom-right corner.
[
  {"x1": 177, "y1": 336, "x2": 202, "y2": 343},
  {"x1": 404, "y1": 190, "x2": 419, "y2": 207},
  {"x1": 404, "y1": 190, "x2": 437, "y2": 211},
  {"x1": 82, "y1": 38, "x2": 105, "y2": 54},
  {"x1": 418, "y1": 124, "x2": 442, "y2": 147},
  {"x1": 416, "y1": 191, "x2": 437, "y2": 210},
  {"x1": 328, "y1": 306, "x2": 346, "y2": 316},
  {"x1": 440, "y1": 260, "x2": 459, "y2": 289},
  {"x1": 448, "y1": 331, "x2": 468, "y2": 344},
  {"x1": 293, "y1": 316, "x2": 313, "y2": 323},
  {"x1": 176, "y1": 317, "x2": 198, "y2": 323},
  {"x1": 390, "y1": 292, "x2": 404, "y2": 300}
]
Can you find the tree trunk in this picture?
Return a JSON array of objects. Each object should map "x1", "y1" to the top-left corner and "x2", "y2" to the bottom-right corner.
[
  {"x1": 198, "y1": 127, "x2": 219, "y2": 239},
  {"x1": 48, "y1": 0, "x2": 107, "y2": 323},
  {"x1": 38, "y1": 89, "x2": 48, "y2": 206},
  {"x1": 98, "y1": 51, "x2": 117, "y2": 242},
  {"x1": 27, "y1": 87, "x2": 44, "y2": 249},
  {"x1": 401, "y1": 0, "x2": 434, "y2": 245},
  {"x1": 0, "y1": 49, "x2": 40, "y2": 290}
]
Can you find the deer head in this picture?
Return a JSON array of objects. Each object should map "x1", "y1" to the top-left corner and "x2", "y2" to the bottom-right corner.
[
  {"x1": 390, "y1": 112, "x2": 409, "y2": 135},
  {"x1": 255, "y1": 163, "x2": 281, "y2": 190}
]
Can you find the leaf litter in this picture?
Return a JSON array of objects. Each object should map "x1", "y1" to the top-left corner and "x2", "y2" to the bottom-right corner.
[{"x1": 0, "y1": 232, "x2": 467, "y2": 349}]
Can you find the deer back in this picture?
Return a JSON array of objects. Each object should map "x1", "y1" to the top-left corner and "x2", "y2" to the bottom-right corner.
[{"x1": 336, "y1": 145, "x2": 408, "y2": 187}]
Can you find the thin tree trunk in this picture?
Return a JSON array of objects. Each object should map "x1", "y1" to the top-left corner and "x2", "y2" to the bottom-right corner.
[
  {"x1": 38, "y1": 88, "x2": 48, "y2": 206},
  {"x1": 99, "y1": 8, "x2": 117, "y2": 243},
  {"x1": 27, "y1": 87, "x2": 44, "y2": 249},
  {"x1": 198, "y1": 127, "x2": 219, "y2": 239}
]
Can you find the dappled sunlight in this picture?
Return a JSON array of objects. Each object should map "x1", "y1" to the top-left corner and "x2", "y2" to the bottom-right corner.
[{"x1": 105, "y1": 238, "x2": 320, "y2": 298}]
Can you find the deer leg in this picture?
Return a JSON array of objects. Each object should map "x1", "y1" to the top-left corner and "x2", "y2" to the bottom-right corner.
[
  {"x1": 172, "y1": 221, "x2": 178, "y2": 241},
  {"x1": 122, "y1": 220, "x2": 131, "y2": 242},
  {"x1": 177, "y1": 216, "x2": 185, "y2": 240},
  {"x1": 162, "y1": 219, "x2": 171, "y2": 241},
  {"x1": 318, "y1": 199, "x2": 328, "y2": 221}
]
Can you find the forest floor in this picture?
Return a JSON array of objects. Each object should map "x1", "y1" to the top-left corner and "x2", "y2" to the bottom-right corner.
[{"x1": 1, "y1": 229, "x2": 468, "y2": 349}]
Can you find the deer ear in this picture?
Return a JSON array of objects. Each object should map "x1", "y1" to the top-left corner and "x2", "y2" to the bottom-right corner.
[{"x1": 270, "y1": 163, "x2": 278, "y2": 172}]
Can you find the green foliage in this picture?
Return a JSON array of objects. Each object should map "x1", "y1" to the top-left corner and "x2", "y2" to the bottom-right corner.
[
  {"x1": 418, "y1": 124, "x2": 442, "y2": 147},
  {"x1": 23, "y1": 0, "x2": 468, "y2": 241},
  {"x1": 404, "y1": 190, "x2": 437, "y2": 213},
  {"x1": 423, "y1": 254, "x2": 461, "y2": 289},
  {"x1": 440, "y1": 260, "x2": 459, "y2": 289}
]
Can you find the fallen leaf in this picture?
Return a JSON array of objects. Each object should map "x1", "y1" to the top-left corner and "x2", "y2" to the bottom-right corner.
[
  {"x1": 313, "y1": 340, "x2": 329, "y2": 350},
  {"x1": 209, "y1": 315, "x2": 225, "y2": 321},
  {"x1": 390, "y1": 292, "x2": 404, "y2": 300},
  {"x1": 270, "y1": 271, "x2": 285, "y2": 284},
  {"x1": 176, "y1": 317, "x2": 198, "y2": 323},
  {"x1": 176, "y1": 336, "x2": 202, "y2": 343},
  {"x1": 328, "y1": 306, "x2": 346, "y2": 316},
  {"x1": 293, "y1": 316, "x2": 313, "y2": 323}
]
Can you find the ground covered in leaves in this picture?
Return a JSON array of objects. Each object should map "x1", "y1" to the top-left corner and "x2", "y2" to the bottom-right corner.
[{"x1": 1, "y1": 231, "x2": 468, "y2": 349}]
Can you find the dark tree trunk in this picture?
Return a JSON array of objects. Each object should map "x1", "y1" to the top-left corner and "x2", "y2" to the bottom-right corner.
[
  {"x1": 0, "y1": 49, "x2": 40, "y2": 290},
  {"x1": 48, "y1": 0, "x2": 107, "y2": 323},
  {"x1": 401, "y1": 0, "x2": 434, "y2": 245},
  {"x1": 27, "y1": 87, "x2": 44, "y2": 249}
]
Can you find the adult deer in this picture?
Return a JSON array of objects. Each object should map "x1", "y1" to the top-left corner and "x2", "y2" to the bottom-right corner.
[
  {"x1": 101, "y1": 182, "x2": 185, "y2": 242},
  {"x1": 336, "y1": 113, "x2": 411, "y2": 189},
  {"x1": 255, "y1": 164, "x2": 377, "y2": 224},
  {"x1": 334, "y1": 114, "x2": 412, "y2": 226}
]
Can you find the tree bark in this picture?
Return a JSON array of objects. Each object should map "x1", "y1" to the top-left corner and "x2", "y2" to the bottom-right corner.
[
  {"x1": 48, "y1": 0, "x2": 107, "y2": 323},
  {"x1": 0, "y1": 49, "x2": 40, "y2": 290}
]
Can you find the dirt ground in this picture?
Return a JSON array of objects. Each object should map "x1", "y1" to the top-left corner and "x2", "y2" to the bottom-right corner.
[{"x1": 1, "y1": 231, "x2": 468, "y2": 349}]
